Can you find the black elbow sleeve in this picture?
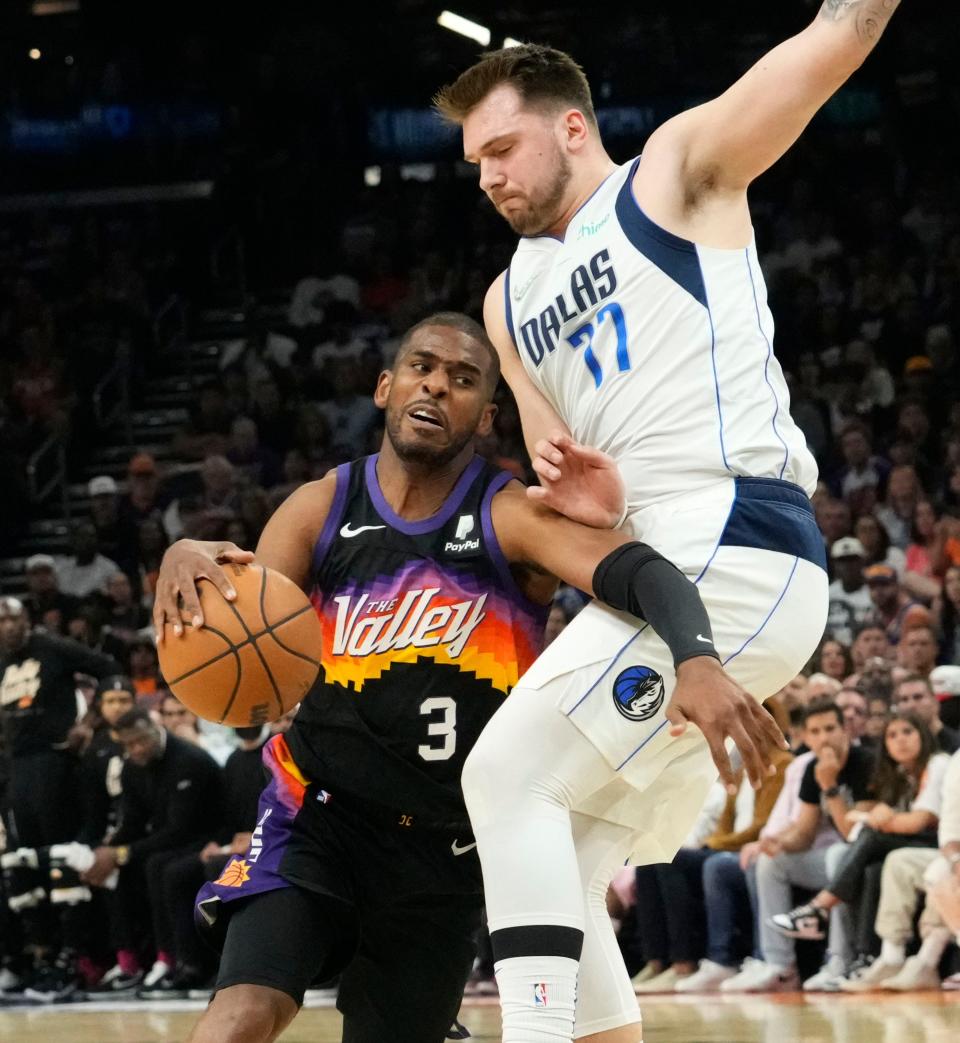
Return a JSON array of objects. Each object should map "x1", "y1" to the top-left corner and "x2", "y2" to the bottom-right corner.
[{"x1": 592, "y1": 542, "x2": 719, "y2": 668}]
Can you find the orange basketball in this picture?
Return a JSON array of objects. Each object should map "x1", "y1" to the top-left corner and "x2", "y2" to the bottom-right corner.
[{"x1": 158, "y1": 563, "x2": 321, "y2": 727}]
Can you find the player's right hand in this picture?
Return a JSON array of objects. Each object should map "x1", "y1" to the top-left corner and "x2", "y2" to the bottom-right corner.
[
  {"x1": 665, "y1": 656, "x2": 788, "y2": 793},
  {"x1": 153, "y1": 539, "x2": 255, "y2": 640}
]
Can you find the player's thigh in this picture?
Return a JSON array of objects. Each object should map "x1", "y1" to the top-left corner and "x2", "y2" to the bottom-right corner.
[
  {"x1": 462, "y1": 676, "x2": 620, "y2": 827},
  {"x1": 215, "y1": 885, "x2": 359, "y2": 1006},
  {"x1": 571, "y1": 813, "x2": 641, "y2": 1040},
  {"x1": 339, "y1": 893, "x2": 483, "y2": 1043}
]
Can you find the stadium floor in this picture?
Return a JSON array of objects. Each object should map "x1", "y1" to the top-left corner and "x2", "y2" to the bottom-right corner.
[{"x1": 0, "y1": 992, "x2": 958, "y2": 1041}]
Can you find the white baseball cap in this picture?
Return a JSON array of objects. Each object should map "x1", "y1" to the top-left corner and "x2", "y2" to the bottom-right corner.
[{"x1": 88, "y1": 475, "x2": 118, "y2": 497}]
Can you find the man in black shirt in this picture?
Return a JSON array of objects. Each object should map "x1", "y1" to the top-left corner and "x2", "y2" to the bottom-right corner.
[
  {"x1": 725, "y1": 699, "x2": 875, "y2": 993},
  {"x1": 82, "y1": 708, "x2": 224, "y2": 993},
  {"x1": 0, "y1": 596, "x2": 119, "y2": 850}
]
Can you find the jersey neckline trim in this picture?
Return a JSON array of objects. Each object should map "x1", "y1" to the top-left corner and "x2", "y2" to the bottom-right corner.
[
  {"x1": 520, "y1": 164, "x2": 620, "y2": 245},
  {"x1": 364, "y1": 453, "x2": 486, "y2": 536}
]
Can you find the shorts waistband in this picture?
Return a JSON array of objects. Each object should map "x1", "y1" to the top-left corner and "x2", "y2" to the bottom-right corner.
[
  {"x1": 720, "y1": 477, "x2": 825, "y2": 570},
  {"x1": 311, "y1": 782, "x2": 469, "y2": 835}
]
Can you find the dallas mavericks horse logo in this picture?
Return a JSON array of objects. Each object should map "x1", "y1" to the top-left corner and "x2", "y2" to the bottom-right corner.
[{"x1": 612, "y1": 666, "x2": 665, "y2": 722}]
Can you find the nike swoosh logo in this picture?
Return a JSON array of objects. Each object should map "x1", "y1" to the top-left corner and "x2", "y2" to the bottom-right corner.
[
  {"x1": 696, "y1": 634, "x2": 713, "y2": 643},
  {"x1": 512, "y1": 272, "x2": 540, "y2": 301},
  {"x1": 451, "y1": 839, "x2": 477, "y2": 857},
  {"x1": 340, "y1": 523, "x2": 386, "y2": 538}
]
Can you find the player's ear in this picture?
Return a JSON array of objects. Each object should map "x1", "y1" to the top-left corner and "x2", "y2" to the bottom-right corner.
[
  {"x1": 476, "y1": 403, "x2": 497, "y2": 437},
  {"x1": 373, "y1": 370, "x2": 392, "y2": 408}
]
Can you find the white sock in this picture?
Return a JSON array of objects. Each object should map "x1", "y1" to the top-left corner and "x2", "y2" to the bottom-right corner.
[
  {"x1": 494, "y1": 955, "x2": 579, "y2": 1043},
  {"x1": 916, "y1": 927, "x2": 951, "y2": 968},
  {"x1": 879, "y1": 940, "x2": 906, "y2": 966}
]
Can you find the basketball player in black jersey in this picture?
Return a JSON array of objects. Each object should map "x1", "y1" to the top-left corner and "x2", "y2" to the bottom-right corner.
[{"x1": 154, "y1": 312, "x2": 783, "y2": 1043}]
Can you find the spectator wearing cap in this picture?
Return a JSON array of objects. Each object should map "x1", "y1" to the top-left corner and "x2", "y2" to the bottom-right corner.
[
  {"x1": 55, "y1": 520, "x2": 122, "y2": 600},
  {"x1": 930, "y1": 666, "x2": 960, "y2": 733},
  {"x1": 832, "y1": 422, "x2": 890, "y2": 518},
  {"x1": 22, "y1": 553, "x2": 78, "y2": 635},
  {"x1": 865, "y1": 564, "x2": 918, "y2": 646},
  {"x1": 827, "y1": 537, "x2": 872, "y2": 646},
  {"x1": 88, "y1": 474, "x2": 139, "y2": 580},
  {"x1": 894, "y1": 675, "x2": 960, "y2": 755}
]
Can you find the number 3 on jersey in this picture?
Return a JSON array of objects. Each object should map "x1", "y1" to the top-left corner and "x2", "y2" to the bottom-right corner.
[
  {"x1": 418, "y1": 696, "x2": 456, "y2": 761},
  {"x1": 566, "y1": 301, "x2": 629, "y2": 388}
]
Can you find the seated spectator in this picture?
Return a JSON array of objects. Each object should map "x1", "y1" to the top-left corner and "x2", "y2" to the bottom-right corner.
[
  {"x1": 855, "y1": 515, "x2": 906, "y2": 577},
  {"x1": 903, "y1": 499, "x2": 942, "y2": 603},
  {"x1": 127, "y1": 636, "x2": 162, "y2": 703},
  {"x1": 102, "y1": 571, "x2": 150, "y2": 644},
  {"x1": 172, "y1": 382, "x2": 235, "y2": 461},
  {"x1": 88, "y1": 475, "x2": 139, "y2": 580},
  {"x1": 836, "y1": 686, "x2": 871, "y2": 746},
  {"x1": 163, "y1": 455, "x2": 240, "y2": 543},
  {"x1": 80, "y1": 708, "x2": 224, "y2": 994},
  {"x1": 66, "y1": 602, "x2": 128, "y2": 664},
  {"x1": 136, "y1": 517, "x2": 168, "y2": 607},
  {"x1": 771, "y1": 712, "x2": 949, "y2": 988},
  {"x1": 876, "y1": 465, "x2": 922, "y2": 551},
  {"x1": 119, "y1": 453, "x2": 165, "y2": 530},
  {"x1": 935, "y1": 564, "x2": 960, "y2": 667},
  {"x1": 315, "y1": 357, "x2": 380, "y2": 454},
  {"x1": 893, "y1": 675, "x2": 960, "y2": 753},
  {"x1": 159, "y1": 692, "x2": 234, "y2": 767},
  {"x1": 806, "y1": 673, "x2": 842, "y2": 702},
  {"x1": 815, "y1": 638, "x2": 853, "y2": 683},
  {"x1": 851, "y1": 623, "x2": 892, "y2": 673},
  {"x1": 56, "y1": 520, "x2": 121, "y2": 600},
  {"x1": 930, "y1": 665, "x2": 960, "y2": 733},
  {"x1": 899, "y1": 624, "x2": 938, "y2": 678},
  {"x1": 21, "y1": 553, "x2": 78, "y2": 635},
  {"x1": 865, "y1": 694, "x2": 891, "y2": 743},
  {"x1": 723, "y1": 700, "x2": 874, "y2": 993},
  {"x1": 831, "y1": 422, "x2": 890, "y2": 513},
  {"x1": 826, "y1": 537, "x2": 871, "y2": 646},
  {"x1": 864, "y1": 564, "x2": 918, "y2": 645},
  {"x1": 842, "y1": 748, "x2": 960, "y2": 991},
  {"x1": 78, "y1": 677, "x2": 136, "y2": 849},
  {"x1": 225, "y1": 416, "x2": 281, "y2": 490}
]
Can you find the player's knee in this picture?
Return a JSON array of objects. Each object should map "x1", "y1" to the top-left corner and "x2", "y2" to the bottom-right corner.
[{"x1": 188, "y1": 984, "x2": 297, "y2": 1043}]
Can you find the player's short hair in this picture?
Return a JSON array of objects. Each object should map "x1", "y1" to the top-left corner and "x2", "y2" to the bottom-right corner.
[
  {"x1": 434, "y1": 44, "x2": 597, "y2": 128},
  {"x1": 396, "y1": 312, "x2": 500, "y2": 395},
  {"x1": 803, "y1": 699, "x2": 843, "y2": 728}
]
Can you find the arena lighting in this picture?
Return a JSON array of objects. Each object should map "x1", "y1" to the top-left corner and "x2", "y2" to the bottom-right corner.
[
  {"x1": 437, "y1": 11, "x2": 491, "y2": 47},
  {"x1": 28, "y1": 48, "x2": 41, "y2": 60},
  {"x1": 504, "y1": 37, "x2": 523, "y2": 48}
]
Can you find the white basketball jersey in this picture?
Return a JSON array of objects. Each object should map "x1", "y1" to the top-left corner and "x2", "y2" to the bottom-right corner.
[{"x1": 505, "y1": 158, "x2": 818, "y2": 512}]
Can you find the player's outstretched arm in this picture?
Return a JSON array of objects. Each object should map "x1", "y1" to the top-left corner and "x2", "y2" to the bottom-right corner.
[
  {"x1": 642, "y1": 1, "x2": 903, "y2": 199},
  {"x1": 493, "y1": 487, "x2": 788, "y2": 790},
  {"x1": 153, "y1": 475, "x2": 336, "y2": 639},
  {"x1": 484, "y1": 274, "x2": 626, "y2": 528}
]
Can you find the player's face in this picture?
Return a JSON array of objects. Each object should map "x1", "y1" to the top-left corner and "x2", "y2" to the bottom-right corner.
[
  {"x1": 463, "y1": 85, "x2": 573, "y2": 236},
  {"x1": 376, "y1": 327, "x2": 497, "y2": 467}
]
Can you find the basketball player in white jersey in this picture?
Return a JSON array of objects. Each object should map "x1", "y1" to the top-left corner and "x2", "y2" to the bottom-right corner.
[{"x1": 434, "y1": 4, "x2": 904, "y2": 1041}]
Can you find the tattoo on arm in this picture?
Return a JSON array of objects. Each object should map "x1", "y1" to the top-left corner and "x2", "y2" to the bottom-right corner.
[{"x1": 819, "y1": 0, "x2": 900, "y2": 45}]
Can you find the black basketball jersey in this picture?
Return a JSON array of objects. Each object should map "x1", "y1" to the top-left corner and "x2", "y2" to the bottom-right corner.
[{"x1": 284, "y1": 454, "x2": 548, "y2": 829}]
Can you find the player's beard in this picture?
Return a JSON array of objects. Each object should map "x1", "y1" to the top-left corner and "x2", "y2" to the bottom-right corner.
[
  {"x1": 501, "y1": 145, "x2": 572, "y2": 236},
  {"x1": 385, "y1": 409, "x2": 476, "y2": 469}
]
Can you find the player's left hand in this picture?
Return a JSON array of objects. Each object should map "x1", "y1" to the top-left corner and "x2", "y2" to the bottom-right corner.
[
  {"x1": 527, "y1": 432, "x2": 626, "y2": 529},
  {"x1": 665, "y1": 656, "x2": 788, "y2": 793}
]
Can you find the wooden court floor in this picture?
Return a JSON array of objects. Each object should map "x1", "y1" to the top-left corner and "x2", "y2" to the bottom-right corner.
[{"x1": 0, "y1": 993, "x2": 958, "y2": 1042}]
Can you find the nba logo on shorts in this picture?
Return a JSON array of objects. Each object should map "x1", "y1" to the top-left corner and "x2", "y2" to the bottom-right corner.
[
  {"x1": 612, "y1": 666, "x2": 665, "y2": 722},
  {"x1": 533, "y1": 982, "x2": 548, "y2": 1006}
]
